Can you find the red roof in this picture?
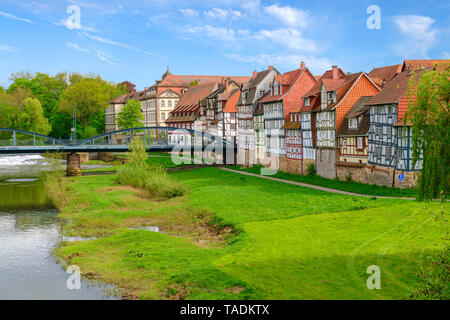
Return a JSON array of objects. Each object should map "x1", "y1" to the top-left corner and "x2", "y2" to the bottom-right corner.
[
  {"x1": 259, "y1": 68, "x2": 304, "y2": 103},
  {"x1": 402, "y1": 59, "x2": 450, "y2": 72},
  {"x1": 172, "y1": 82, "x2": 218, "y2": 112},
  {"x1": 368, "y1": 64, "x2": 402, "y2": 87},
  {"x1": 222, "y1": 89, "x2": 240, "y2": 113},
  {"x1": 158, "y1": 74, "x2": 250, "y2": 87},
  {"x1": 367, "y1": 69, "x2": 431, "y2": 124}
]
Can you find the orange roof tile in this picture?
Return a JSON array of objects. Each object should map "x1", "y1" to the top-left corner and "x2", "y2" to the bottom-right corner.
[{"x1": 402, "y1": 59, "x2": 450, "y2": 72}]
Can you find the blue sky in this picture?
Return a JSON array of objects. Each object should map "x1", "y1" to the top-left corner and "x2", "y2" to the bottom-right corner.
[{"x1": 0, "y1": 0, "x2": 449, "y2": 90}]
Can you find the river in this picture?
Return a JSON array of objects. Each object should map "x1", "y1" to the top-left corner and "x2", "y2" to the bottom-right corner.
[{"x1": 0, "y1": 154, "x2": 116, "y2": 300}]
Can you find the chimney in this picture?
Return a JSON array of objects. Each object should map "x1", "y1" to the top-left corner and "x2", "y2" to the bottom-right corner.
[
  {"x1": 252, "y1": 70, "x2": 257, "y2": 79},
  {"x1": 332, "y1": 65, "x2": 338, "y2": 80},
  {"x1": 300, "y1": 61, "x2": 305, "y2": 70}
]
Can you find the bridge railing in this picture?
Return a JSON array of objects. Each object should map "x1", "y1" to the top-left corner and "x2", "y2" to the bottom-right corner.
[{"x1": 0, "y1": 127, "x2": 236, "y2": 151}]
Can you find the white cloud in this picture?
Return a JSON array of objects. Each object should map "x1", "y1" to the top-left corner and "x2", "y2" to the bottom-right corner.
[
  {"x1": 0, "y1": 44, "x2": 15, "y2": 52},
  {"x1": 188, "y1": 25, "x2": 241, "y2": 41},
  {"x1": 264, "y1": 4, "x2": 309, "y2": 28},
  {"x1": 226, "y1": 53, "x2": 331, "y2": 72},
  {"x1": 79, "y1": 32, "x2": 133, "y2": 49},
  {"x1": 180, "y1": 8, "x2": 199, "y2": 18},
  {"x1": 394, "y1": 15, "x2": 438, "y2": 57},
  {"x1": 253, "y1": 28, "x2": 317, "y2": 52},
  {"x1": 241, "y1": 0, "x2": 261, "y2": 11},
  {"x1": 66, "y1": 42, "x2": 118, "y2": 66},
  {"x1": 204, "y1": 8, "x2": 243, "y2": 20},
  {"x1": 0, "y1": 10, "x2": 33, "y2": 24},
  {"x1": 78, "y1": 32, "x2": 161, "y2": 57}
]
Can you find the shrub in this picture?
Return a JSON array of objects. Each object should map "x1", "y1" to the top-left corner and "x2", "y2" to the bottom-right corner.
[
  {"x1": 115, "y1": 137, "x2": 187, "y2": 199},
  {"x1": 345, "y1": 170, "x2": 353, "y2": 182},
  {"x1": 306, "y1": 163, "x2": 316, "y2": 176}
]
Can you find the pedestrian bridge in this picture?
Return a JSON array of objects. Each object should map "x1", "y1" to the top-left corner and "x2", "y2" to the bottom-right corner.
[{"x1": 0, "y1": 127, "x2": 236, "y2": 154}]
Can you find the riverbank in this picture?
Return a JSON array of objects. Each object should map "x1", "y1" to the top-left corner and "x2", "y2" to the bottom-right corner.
[{"x1": 50, "y1": 165, "x2": 449, "y2": 300}]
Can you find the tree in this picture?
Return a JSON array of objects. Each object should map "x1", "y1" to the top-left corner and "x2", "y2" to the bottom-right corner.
[
  {"x1": 58, "y1": 76, "x2": 127, "y2": 133},
  {"x1": 117, "y1": 100, "x2": 143, "y2": 129},
  {"x1": 58, "y1": 78, "x2": 109, "y2": 130},
  {"x1": 406, "y1": 65, "x2": 450, "y2": 200},
  {"x1": 21, "y1": 97, "x2": 51, "y2": 135},
  {"x1": 119, "y1": 81, "x2": 136, "y2": 94}
]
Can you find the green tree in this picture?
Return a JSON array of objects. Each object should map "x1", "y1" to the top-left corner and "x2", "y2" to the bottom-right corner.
[
  {"x1": 406, "y1": 65, "x2": 450, "y2": 200},
  {"x1": 58, "y1": 76, "x2": 127, "y2": 133},
  {"x1": 21, "y1": 97, "x2": 51, "y2": 135},
  {"x1": 117, "y1": 99, "x2": 143, "y2": 129},
  {"x1": 58, "y1": 78, "x2": 109, "y2": 130}
]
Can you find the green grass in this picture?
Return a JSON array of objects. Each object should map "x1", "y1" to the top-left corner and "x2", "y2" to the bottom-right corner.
[
  {"x1": 53, "y1": 167, "x2": 448, "y2": 300},
  {"x1": 227, "y1": 165, "x2": 418, "y2": 198}
]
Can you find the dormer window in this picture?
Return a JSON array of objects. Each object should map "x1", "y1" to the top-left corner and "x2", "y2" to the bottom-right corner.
[
  {"x1": 328, "y1": 92, "x2": 336, "y2": 105},
  {"x1": 305, "y1": 98, "x2": 310, "y2": 107},
  {"x1": 348, "y1": 118, "x2": 358, "y2": 129}
]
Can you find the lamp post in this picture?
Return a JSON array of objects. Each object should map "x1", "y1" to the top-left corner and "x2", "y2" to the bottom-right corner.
[{"x1": 71, "y1": 107, "x2": 77, "y2": 145}]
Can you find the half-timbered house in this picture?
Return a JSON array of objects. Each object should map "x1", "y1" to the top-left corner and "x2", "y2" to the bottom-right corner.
[
  {"x1": 280, "y1": 109, "x2": 303, "y2": 174},
  {"x1": 335, "y1": 96, "x2": 373, "y2": 181},
  {"x1": 205, "y1": 78, "x2": 241, "y2": 141},
  {"x1": 309, "y1": 68, "x2": 380, "y2": 179},
  {"x1": 366, "y1": 69, "x2": 429, "y2": 188},
  {"x1": 237, "y1": 66, "x2": 278, "y2": 165},
  {"x1": 300, "y1": 66, "x2": 347, "y2": 170},
  {"x1": 259, "y1": 62, "x2": 317, "y2": 172},
  {"x1": 253, "y1": 98, "x2": 267, "y2": 164},
  {"x1": 165, "y1": 82, "x2": 219, "y2": 145}
]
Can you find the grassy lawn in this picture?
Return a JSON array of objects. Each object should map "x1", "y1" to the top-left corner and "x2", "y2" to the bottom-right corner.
[
  {"x1": 227, "y1": 165, "x2": 418, "y2": 198},
  {"x1": 53, "y1": 167, "x2": 448, "y2": 300}
]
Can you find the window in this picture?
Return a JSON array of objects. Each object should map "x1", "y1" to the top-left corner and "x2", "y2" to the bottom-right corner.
[
  {"x1": 161, "y1": 100, "x2": 165, "y2": 108},
  {"x1": 357, "y1": 137, "x2": 363, "y2": 149},
  {"x1": 386, "y1": 147, "x2": 391, "y2": 159},
  {"x1": 168, "y1": 100, "x2": 172, "y2": 108},
  {"x1": 304, "y1": 98, "x2": 310, "y2": 107},
  {"x1": 348, "y1": 118, "x2": 358, "y2": 129},
  {"x1": 343, "y1": 139, "x2": 347, "y2": 148},
  {"x1": 161, "y1": 113, "x2": 166, "y2": 121}
]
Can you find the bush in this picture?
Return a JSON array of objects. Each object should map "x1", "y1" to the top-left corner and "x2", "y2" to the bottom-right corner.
[
  {"x1": 306, "y1": 163, "x2": 316, "y2": 176},
  {"x1": 115, "y1": 137, "x2": 187, "y2": 199},
  {"x1": 345, "y1": 170, "x2": 353, "y2": 182}
]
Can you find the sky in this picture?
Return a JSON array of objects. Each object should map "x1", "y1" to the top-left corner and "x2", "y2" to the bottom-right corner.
[{"x1": 0, "y1": 0, "x2": 449, "y2": 90}]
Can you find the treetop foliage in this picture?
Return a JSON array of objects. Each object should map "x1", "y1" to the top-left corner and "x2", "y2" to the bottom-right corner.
[{"x1": 406, "y1": 63, "x2": 450, "y2": 200}]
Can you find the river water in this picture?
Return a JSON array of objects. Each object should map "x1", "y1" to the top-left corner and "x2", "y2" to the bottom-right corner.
[{"x1": 0, "y1": 155, "x2": 116, "y2": 300}]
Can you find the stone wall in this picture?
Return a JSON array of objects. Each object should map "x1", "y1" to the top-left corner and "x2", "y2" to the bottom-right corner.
[
  {"x1": 279, "y1": 156, "x2": 302, "y2": 175},
  {"x1": 336, "y1": 163, "x2": 418, "y2": 189}
]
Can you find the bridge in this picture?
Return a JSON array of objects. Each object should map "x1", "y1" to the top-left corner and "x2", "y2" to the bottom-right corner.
[{"x1": 0, "y1": 127, "x2": 237, "y2": 175}]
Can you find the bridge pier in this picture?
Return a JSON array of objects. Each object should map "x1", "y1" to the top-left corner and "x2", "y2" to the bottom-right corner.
[{"x1": 66, "y1": 153, "x2": 82, "y2": 177}]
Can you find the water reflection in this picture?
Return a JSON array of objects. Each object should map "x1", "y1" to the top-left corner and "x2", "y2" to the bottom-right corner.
[{"x1": 0, "y1": 155, "x2": 117, "y2": 300}]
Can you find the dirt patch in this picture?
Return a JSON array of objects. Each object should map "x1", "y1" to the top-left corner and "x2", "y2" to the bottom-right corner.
[
  {"x1": 225, "y1": 286, "x2": 246, "y2": 294},
  {"x1": 165, "y1": 284, "x2": 191, "y2": 300},
  {"x1": 123, "y1": 209, "x2": 236, "y2": 247}
]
